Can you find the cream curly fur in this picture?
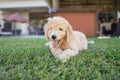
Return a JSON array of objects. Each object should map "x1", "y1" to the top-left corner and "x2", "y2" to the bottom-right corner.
[{"x1": 45, "y1": 16, "x2": 87, "y2": 62}]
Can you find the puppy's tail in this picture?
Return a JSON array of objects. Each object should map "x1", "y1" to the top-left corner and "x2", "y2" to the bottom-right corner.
[{"x1": 87, "y1": 40, "x2": 95, "y2": 45}]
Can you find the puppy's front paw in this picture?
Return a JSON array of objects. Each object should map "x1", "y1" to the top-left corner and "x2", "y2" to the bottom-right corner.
[
  {"x1": 57, "y1": 53, "x2": 70, "y2": 62},
  {"x1": 45, "y1": 42, "x2": 51, "y2": 46}
]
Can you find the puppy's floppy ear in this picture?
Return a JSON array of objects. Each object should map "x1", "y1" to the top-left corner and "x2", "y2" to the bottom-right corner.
[
  {"x1": 44, "y1": 25, "x2": 49, "y2": 40},
  {"x1": 66, "y1": 25, "x2": 73, "y2": 42}
]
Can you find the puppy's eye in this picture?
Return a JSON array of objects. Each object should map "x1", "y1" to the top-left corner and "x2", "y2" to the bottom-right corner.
[{"x1": 59, "y1": 28, "x2": 63, "y2": 31}]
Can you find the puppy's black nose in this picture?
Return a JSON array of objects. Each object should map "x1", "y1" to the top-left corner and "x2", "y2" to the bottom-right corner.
[{"x1": 51, "y1": 35, "x2": 56, "y2": 39}]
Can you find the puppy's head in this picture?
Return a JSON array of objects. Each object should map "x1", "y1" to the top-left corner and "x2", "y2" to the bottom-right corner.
[{"x1": 45, "y1": 16, "x2": 73, "y2": 48}]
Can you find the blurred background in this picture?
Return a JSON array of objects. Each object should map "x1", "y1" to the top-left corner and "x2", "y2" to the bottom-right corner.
[{"x1": 0, "y1": 0, "x2": 120, "y2": 37}]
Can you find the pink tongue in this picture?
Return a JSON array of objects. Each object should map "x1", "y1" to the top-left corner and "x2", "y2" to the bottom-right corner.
[{"x1": 52, "y1": 40, "x2": 59, "y2": 48}]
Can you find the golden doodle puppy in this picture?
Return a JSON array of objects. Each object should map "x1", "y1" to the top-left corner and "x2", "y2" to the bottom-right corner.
[{"x1": 45, "y1": 16, "x2": 87, "y2": 62}]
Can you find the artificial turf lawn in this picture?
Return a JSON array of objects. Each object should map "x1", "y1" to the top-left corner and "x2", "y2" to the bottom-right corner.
[{"x1": 0, "y1": 38, "x2": 120, "y2": 80}]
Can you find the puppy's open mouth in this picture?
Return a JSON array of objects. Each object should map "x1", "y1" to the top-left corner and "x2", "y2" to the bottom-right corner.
[{"x1": 52, "y1": 40, "x2": 60, "y2": 48}]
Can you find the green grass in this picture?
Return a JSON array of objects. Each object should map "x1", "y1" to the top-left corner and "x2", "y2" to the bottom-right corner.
[{"x1": 0, "y1": 37, "x2": 120, "y2": 80}]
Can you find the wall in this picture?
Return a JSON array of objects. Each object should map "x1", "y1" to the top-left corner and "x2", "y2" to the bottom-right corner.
[{"x1": 53, "y1": 11, "x2": 97, "y2": 37}]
